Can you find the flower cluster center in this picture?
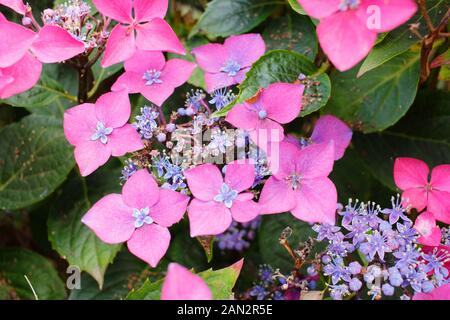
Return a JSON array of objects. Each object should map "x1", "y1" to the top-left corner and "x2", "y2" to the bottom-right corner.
[
  {"x1": 143, "y1": 69, "x2": 163, "y2": 86},
  {"x1": 133, "y1": 207, "x2": 153, "y2": 228},
  {"x1": 220, "y1": 59, "x2": 241, "y2": 77},
  {"x1": 91, "y1": 121, "x2": 113, "y2": 144},
  {"x1": 214, "y1": 183, "x2": 238, "y2": 208}
]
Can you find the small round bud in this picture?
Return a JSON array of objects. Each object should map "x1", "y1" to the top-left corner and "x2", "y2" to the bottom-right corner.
[
  {"x1": 165, "y1": 123, "x2": 176, "y2": 133},
  {"x1": 177, "y1": 108, "x2": 186, "y2": 116},
  {"x1": 349, "y1": 278, "x2": 362, "y2": 292},
  {"x1": 381, "y1": 283, "x2": 394, "y2": 296},
  {"x1": 22, "y1": 17, "x2": 32, "y2": 26},
  {"x1": 185, "y1": 107, "x2": 195, "y2": 116},
  {"x1": 157, "y1": 133, "x2": 166, "y2": 143}
]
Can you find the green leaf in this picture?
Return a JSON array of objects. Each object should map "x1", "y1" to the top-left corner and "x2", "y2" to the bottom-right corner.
[
  {"x1": 69, "y1": 250, "x2": 148, "y2": 300},
  {"x1": 287, "y1": 0, "x2": 306, "y2": 14},
  {"x1": 324, "y1": 50, "x2": 420, "y2": 133},
  {"x1": 259, "y1": 213, "x2": 320, "y2": 272},
  {"x1": 48, "y1": 161, "x2": 124, "y2": 288},
  {"x1": 196, "y1": 236, "x2": 215, "y2": 263},
  {"x1": 0, "y1": 115, "x2": 75, "y2": 210},
  {"x1": 358, "y1": 0, "x2": 447, "y2": 76},
  {"x1": 89, "y1": 58, "x2": 123, "y2": 99},
  {"x1": 262, "y1": 12, "x2": 317, "y2": 61},
  {"x1": 190, "y1": 0, "x2": 280, "y2": 38},
  {"x1": 215, "y1": 50, "x2": 331, "y2": 117},
  {"x1": 353, "y1": 90, "x2": 450, "y2": 190},
  {"x1": 127, "y1": 260, "x2": 243, "y2": 300},
  {"x1": 0, "y1": 248, "x2": 66, "y2": 300}
]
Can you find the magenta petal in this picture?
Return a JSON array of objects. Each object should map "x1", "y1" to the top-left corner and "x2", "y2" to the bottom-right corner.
[
  {"x1": 0, "y1": 52, "x2": 42, "y2": 99},
  {"x1": 63, "y1": 103, "x2": 98, "y2": 146},
  {"x1": 431, "y1": 164, "x2": 450, "y2": 192},
  {"x1": 101, "y1": 24, "x2": 136, "y2": 68},
  {"x1": 122, "y1": 169, "x2": 160, "y2": 209},
  {"x1": 296, "y1": 0, "x2": 340, "y2": 19},
  {"x1": 271, "y1": 142, "x2": 302, "y2": 179},
  {"x1": 251, "y1": 118, "x2": 285, "y2": 145},
  {"x1": 140, "y1": 82, "x2": 175, "y2": 106},
  {"x1": 124, "y1": 50, "x2": 165, "y2": 74},
  {"x1": 413, "y1": 284, "x2": 450, "y2": 300},
  {"x1": 74, "y1": 140, "x2": 112, "y2": 177},
  {"x1": 188, "y1": 199, "x2": 232, "y2": 236},
  {"x1": 127, "y1": 223, "x2": 170, "y2": 267},
  {"x1": 111, "y1": 71, "x2": 144, "y2": 93},
  {"x1": 184, "y1": 164, "x2": 223, "y2": 201},
  {"x1": 428, "y1": 190, "x2": 450, "y2": 224},
  {"x1": 150, "y1": 189, "x2": 189, "y2": 228},
  {"x1": 95, "y1": 90, "x2": 131, "y2": 128},
  {"x1": 357, "y1": 0, "x2": 417, "y2": 33},
  {"x1": 401, "y1": 187, "x2": 427, "y2": 212},
  {"x1": 296, "y1": 141, "x2": 335, "y2": 179},
  {"x1": 259, "y1": 176, "x2": 297, "y2": 215},
  {"x1": 204, "y1": 72, "x2": 236, "y2": 92},
  {"x1": 191, "y1": 43, "x2": 229, "y2": 73},
  {"x1": 92, "y1": 0, "x2": 132, "y2": 23},
  {"x1": 225, "y1": 103, "x2": 258, "y2": 130},
  {"x1": 107, "y1": 124, "x2": 144, "y2": 157},
  {"x1": 224, "y1": 161, "x2": 255, "y2": 193},
  {"x1": 224, "y1": 33, "x2": 266, "y2": 68},
  {"x1": 0, "y1": 0, "x2": 27, "y2": 14},
  {"x1": 292, "y1": 177, "x2": 337, "y2": 224},
  {"x1": 161, "y1": 263, "x2": 212, "y2": 300},
  {"x1": 233, "y1": 67, "x2": 250, "y2": 84},
  {"x1": 0, "y1": 73, "x2": 13, "y2": 92},
  {"x1": 0, "y1": 19, "x2": 36, "y2": 68},
  {"x1": 311, "y1": 115, "x2": 353, "y2": 160},
  {"x1": 317, "y1": 11, "x2": 377, "y2": 71},
  {"x1": 231, "y1": 197, "x2": 259, "y2": 223},
  {"x1": 161, "y1": 59, "x2": 196, "y2": 87},
  {"x1": 134, "y1": 0, "x2": 168, "y2": 22},
  {"x1": 30, "y1": 26, "x2": 85, "y2": 63},
  {"x1": 394, "y1": 157, "x2": 429, "y2": 190},
  {"x1": 414, "y1": 211, "x2": 442, "y2": 247},
  {"x1": 262, "y1": 83, "x2": 303, "y2": 124},
  {"x1": 82, "y1": 194, "x2": 134, "y2": 244},
  {"x1": 135, "y1": 18, "x2": 185, "y2": 55}
]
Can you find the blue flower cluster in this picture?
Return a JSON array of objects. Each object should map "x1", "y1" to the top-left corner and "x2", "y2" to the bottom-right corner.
[
  {"x1": 152, "y1": 155, "x2": 187, "y2": 193},
  {"x1": 216, "y1": 218, "x2": 260, "y2": 251},
  {"x1": 313, "y1": 196, "x2": 450, "y2": 300},
  {"x1": 248, "y1": 265, "x2": 285, "y2": 300},
  {"x1": 120, "y1": 159, "x2": 139, "y2": 182},
  {"x1": 134, "y1": 106, "x2": 159, "y2": 139}
]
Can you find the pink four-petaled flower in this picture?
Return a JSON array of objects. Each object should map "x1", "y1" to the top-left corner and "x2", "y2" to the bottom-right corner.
[
  {"x1": 82, "y1": 169, "x2": 189, "y2": 267},
  {"x1": 394, "y1": 157, "x2": 450, "y2": 223},
  {"x1": 297, "y1": 0, "x2": 417, "y2": 71},
  {"x1": 93, "y1": 0, "x2": 185, "y2": 67},
  {"x1": 259, "y1": 141, "x2": 338, "y2": 225},
  {"x1": 64, "y1": 90, "x2": 144, "y2": 176},
  {"x1": 161, "y1": 263, "x2": 212, "y2": 300},
  {"x1": 185, "y1": 161, "x2": 260, "y2": 236},
  {"x1": 112, "y1": 50, "x2": 196, "y2": 106},
  {"x1": 192, "y1": 34, "x2": 266, "y2": 92},
  {"x1": 226, "y1": 82, "x2": 304, "y2": 147}
]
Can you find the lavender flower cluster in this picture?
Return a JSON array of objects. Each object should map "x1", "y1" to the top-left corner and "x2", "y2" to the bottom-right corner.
[
  {"x1": 216, "y1": 218, "x2": 261, "y2": 251},
  {"x1": 313, "y1": 196, "x2": 450, "y2": 300}
]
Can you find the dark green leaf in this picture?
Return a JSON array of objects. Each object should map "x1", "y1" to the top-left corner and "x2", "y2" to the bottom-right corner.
[
  {"x1": 0, "y1": 248, "x2": 66, "y2": 300},
  {"x1": 287, "y1": 0, "x2": 306, "y2": 14},
  {"x1": 191, "y1": 0, "x2": 280, "y2": 38},
  {"x1": 324, "y1": 50, "x2": 420, "y2": 133},
  {"x1": 0, "y1": 115, "x2": 75, "y2": 210}
]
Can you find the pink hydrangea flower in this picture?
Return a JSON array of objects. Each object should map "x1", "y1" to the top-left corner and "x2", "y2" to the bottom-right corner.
[
  {"x1": 226, "y1": 83, "x2": 304, "y2": 146},
  {"x1": 413, "y1": 283, "x2": 450, "y2": 300},
  {"x1": 161, "y1": 263, "x2": 212, "y2": 300},
  {"x1": 394, "y1": 158, "x2": 450, "y2": 223},
  {"x1": 0, "y1": 13, "x2": 85, "y2": 98},
  {"x1": 112, "y1": 50, "x2": 196, "y2": 106},
  {"x1": 297, "y1": 0, "x2": 417, "y2": 71},
  {"x1": 82, "y1": 170, "x2": 189, "y2": 267},
  {"x1": 64, "y1": 90, "x2": 144, "y2": 176},
  {"x1": 0, "y1": 0, "x2": 27, "y2": 15},
  {"x1": 192, "y1": 34, "x2": 266, "y2": 92},
  {"x1": 93, "y1": 0, "x2": 185, "y2": 67},
  {"x1": 185, "y1": 161, "x2": 260, "y2": 237},
  {"x1": 259, "y1": 141, "x2": 337, "y2": 225},
  {"x1": 285, "y1": 115, "x2": 352, "y2": 160},
  {"x1": 414, "y1": 211, "x2": 442, "y2": 247}
]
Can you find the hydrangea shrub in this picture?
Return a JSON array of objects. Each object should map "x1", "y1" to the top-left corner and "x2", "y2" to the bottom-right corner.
[{"x1": 0, "y1": 0, "x2": 449, "y2": 301}]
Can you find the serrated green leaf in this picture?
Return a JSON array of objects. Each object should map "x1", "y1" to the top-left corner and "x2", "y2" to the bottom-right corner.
[
  {"x1": 190, "y1": 0, "x2": 280, "y2": 38},
  {"x1": 262, "y1": 12, "x2": 317, "y2": 61},
  {"x1": 0, "y1": 248, "x2": 66, "y2": 300},
  {"x1": 0, "y1": 115, "x2": 75, "y2": 210},
  {"x1": 48, "y1": 161, "x2": 125, "y2": 288},
  {"x1": 324, "y1": 50, "x2": 420, "y2": 133},
  {"x1": 69, "y1": 250, "x2": 149, "y2": 300},
  {"x1": 358, "y1": 0, "x2": 446, "y2": 76},
  {"x1": 215, "y1": 50, "x2": 330, "y2": 117}
]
